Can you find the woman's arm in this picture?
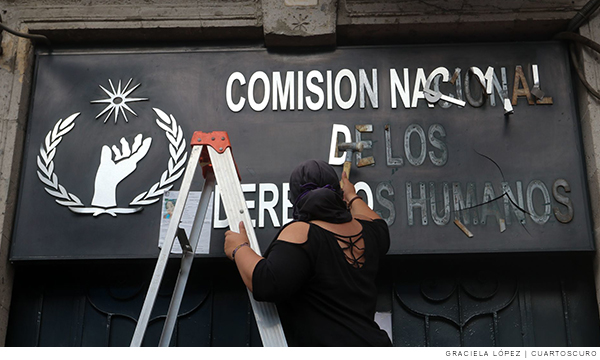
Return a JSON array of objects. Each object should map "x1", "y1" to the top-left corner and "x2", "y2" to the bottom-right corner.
[
  {"x1": 224, "y1": 221, "x2": 262, "y2": 291},
  {"x1": 224, "y1": 221, "x2": 310, "y2": 296},
  {"x1": 341, "y1": 171, "x2": 382, "y2": 220}
]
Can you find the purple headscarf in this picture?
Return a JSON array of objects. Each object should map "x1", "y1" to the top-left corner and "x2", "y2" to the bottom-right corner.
[{"x1": 290, "y1": 159, "x2": 352, "y2": 224}]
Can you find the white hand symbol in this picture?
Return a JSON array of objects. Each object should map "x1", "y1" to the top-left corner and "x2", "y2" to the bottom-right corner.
[{"x1": 91, "y1": 134, "x2": 152, "y2": 208}]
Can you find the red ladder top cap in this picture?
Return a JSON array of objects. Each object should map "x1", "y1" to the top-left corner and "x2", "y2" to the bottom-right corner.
[{"x1": 191, "y1": 131, "x2": 231, "y2": 153}]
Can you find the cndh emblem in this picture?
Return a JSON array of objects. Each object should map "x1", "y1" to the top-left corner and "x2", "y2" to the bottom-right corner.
[{"x1": 36, "y1": 79, "x2": 188, "y2": 217}]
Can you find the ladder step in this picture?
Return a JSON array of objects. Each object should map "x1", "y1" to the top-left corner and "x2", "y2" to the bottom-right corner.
[{"x1": 176, "y1": 227, "x2": 192, "y2": 253}]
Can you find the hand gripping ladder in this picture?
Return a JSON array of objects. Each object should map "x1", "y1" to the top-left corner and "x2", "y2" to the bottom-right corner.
[{"x1": 130, "y1": 131, "x2": 287, "y2": 347}]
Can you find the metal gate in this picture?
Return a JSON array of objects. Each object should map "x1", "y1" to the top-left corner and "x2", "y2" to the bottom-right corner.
[{"x1": 6, "y1": 254, "x2": 600, "y2": 346}]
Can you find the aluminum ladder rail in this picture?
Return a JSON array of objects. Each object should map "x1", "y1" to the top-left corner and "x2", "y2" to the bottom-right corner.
[{"x1": 130, "y1": 131, "x2": 287, "y2": 347}]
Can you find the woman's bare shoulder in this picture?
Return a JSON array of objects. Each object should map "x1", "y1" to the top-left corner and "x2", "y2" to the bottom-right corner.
[
  {"x1": 277, "y1": 221, "x2": 310, "y2": 244},
  {"x1": 352, "y1": 214, "x2": 376, "y2": 221}
]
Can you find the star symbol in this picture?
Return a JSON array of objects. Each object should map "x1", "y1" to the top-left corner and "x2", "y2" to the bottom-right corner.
[{"x1": 91, "y1": 79, "x2": 148, "y2": 124}]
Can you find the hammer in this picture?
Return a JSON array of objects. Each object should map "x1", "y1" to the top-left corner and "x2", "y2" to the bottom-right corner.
[{"x1": 337, "y1": 141, "x2": 367, "y2": 188}]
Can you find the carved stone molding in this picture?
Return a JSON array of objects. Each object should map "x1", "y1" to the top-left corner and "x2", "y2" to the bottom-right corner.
[{"x1": 262, "y1": 0, "x2": 338, "y2": 46}]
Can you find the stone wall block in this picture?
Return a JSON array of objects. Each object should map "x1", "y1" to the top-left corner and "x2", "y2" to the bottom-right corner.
[
  {"x1": 0, "y1": 118, "x2": 18, "y2": 348},
  {"x1": 577, "y1": 17, "x2": 600, "y2": 315},
  {"x1": 0, "y1": 15, "x2": 34, "y2": 345},
  {"x1": 262, "y1": 0, "x2": 337, "y2": 46},
  {"x1": 0, "y1": 300, "x2": 9, "y2": 347}
]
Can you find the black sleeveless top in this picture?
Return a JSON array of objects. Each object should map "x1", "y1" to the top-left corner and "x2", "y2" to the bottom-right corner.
[{"x1": 252, "y1": 218, "x2": 392, "y2": 347}]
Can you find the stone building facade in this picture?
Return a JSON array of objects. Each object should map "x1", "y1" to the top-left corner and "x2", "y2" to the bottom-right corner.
[{"x1": 2, "y1": 0, "x2": 600, "y2": 346}]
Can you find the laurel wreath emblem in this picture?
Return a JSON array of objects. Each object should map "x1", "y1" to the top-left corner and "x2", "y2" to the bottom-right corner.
[
  {"x1": 36, "y1": 108, "x2": 187, "y2": 216},
  {"x1": 37, "y1": 112, "x2": 85, "y2": 207},
  {"x1": 130, "y1": 108, "x2": 187, "y2": 206}
]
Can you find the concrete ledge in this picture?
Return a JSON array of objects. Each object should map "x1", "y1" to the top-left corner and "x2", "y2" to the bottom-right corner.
[
  {"x1": 337, "y1": 19, "x2": 572, "y2": 45},
  {"x1": 263, "y1": 32, "x2": 335, "y2": 47},
  {"x1": 3, "y1": 0, "x2": 589, "y2": 47},
  {"x1": 30, "y1": 26, "x2": 264, "y2": 46},
  {"x1": 339, "y1": 0, "x2": 587, "y2": 19},
  {"x1": 337, "y1": 0, "x2": 586, "y2": 44}
]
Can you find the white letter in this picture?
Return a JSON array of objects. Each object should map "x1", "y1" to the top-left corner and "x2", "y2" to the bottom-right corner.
[
  {"x1": 248, "y1": 71, "x2": 270, "y2": 112},
  {"x1": 242, "y1": 183, "x2": 257, "y2": 227},
  {"x1": 390, "y1": 68, "x2": 410, "y2": 109},
  {"x1": 213, "y1": 185, "x2": 228, "y2": 228},
  {"x1": 259, "y1": 183, "x2": 280, "y2": 228},
  {"x1": 424, "y1": 67, "x2": 450, "y2": 106},
  {"x1": 214, "y1": 184, "x2": 257, "y2": 228},
  {"x1": 404, "y1": 124, "x2": 427, "y2": 166},
  {"x1": 298, "y1": 71, "x2": 304, "y2": 110},
  {"x1": 327, "y1": 70, "x2": 333, "y2": 110},
  {"x1": 335, "y1": 69, "x2": 357, "y2": 110},
  {"x1": 355, "y1": 181, "x2": 374, "y2": 208},
  {"x1": 412, "y1": 68, "x2": 434, "y2": 108},
  {"x1": 527, "y1": 180, "x2": 551, "y2": 225},
  {"x1": 226, "y1": 72, "x2": 246, "y2": 112},
  {"x1": 282, "y1": 182, "x2": 293, "y2": 225},
  {"x1": 329, "y1": 124, "x2": 352, "y2": 165},
  {"x1": 469, "y1": 66, "x2": 494, "y2": 95},
  {"x1": 306, "y1": 70, "x2": 325, "y2": 111},
  {"x1": 359, "y1": 69, "x2": 378, "y2": 109},
  {"x1": 272, "y1": 71, "x2": 295, "y2": 110}
]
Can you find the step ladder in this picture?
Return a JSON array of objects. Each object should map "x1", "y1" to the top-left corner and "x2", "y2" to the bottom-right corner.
[{"x1": 130, "y1": 131, "x2": 288, "y2": 347}]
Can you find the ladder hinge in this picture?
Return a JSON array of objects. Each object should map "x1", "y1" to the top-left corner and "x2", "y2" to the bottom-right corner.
[
  {"x1": 192, "y1": 131, "x2": 241, "y2": 181},
  {"x1": 191, "y1": 131, "x2": 231, "y2": 153}
]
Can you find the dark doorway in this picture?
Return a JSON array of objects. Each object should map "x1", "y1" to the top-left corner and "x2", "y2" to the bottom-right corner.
[{"x1": 6, "y1": 254, "x2": 600, "y2": 346}]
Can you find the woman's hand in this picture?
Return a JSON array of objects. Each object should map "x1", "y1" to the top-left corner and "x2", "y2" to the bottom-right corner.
[
  {"x1": 341, "y1": 171, "x2": 357, "y2": 203},
  {"x1": 341, "y1": 171, "x2": 381, "y2": 220},
  {"x1": 224, "y1": 221, "x2": 263, "y2": 291},
  {"x1": 224, "y1": 221, "x2": 249, "y2": 260}
]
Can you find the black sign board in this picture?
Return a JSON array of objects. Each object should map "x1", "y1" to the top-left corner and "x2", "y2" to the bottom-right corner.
[{"x1": 10, "y1": 42, "x2": 594, "y2": 260}]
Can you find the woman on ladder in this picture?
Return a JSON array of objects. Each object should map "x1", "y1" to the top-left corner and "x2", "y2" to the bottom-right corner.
[{"x1": 224, "y1": 159, "x2": 392, "y2": 347}]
